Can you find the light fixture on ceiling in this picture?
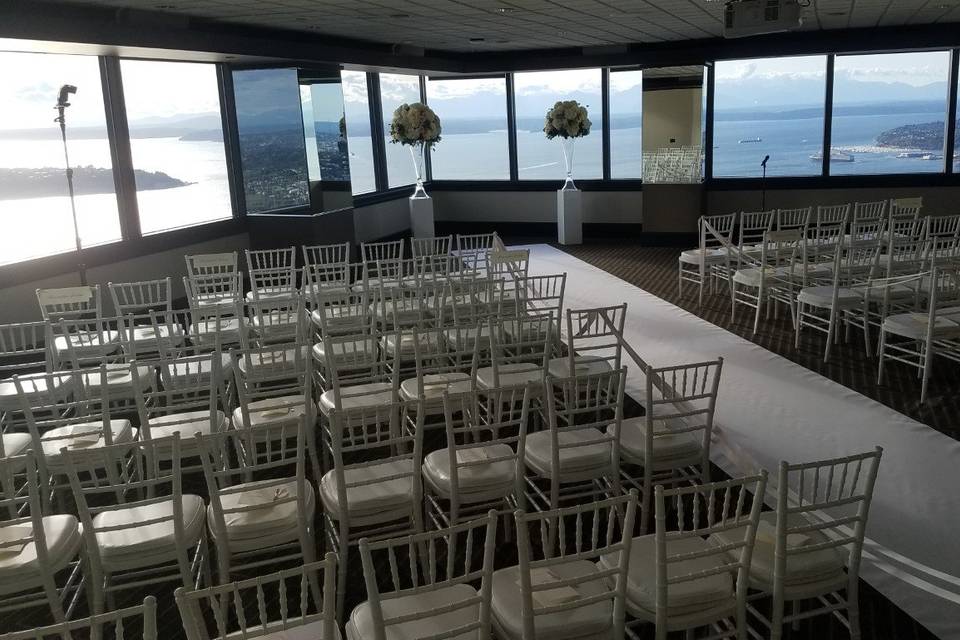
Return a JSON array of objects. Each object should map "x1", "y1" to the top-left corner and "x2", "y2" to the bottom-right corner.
[
  {"x1": 824, "y1": 10, "x2": 846, "y2": 16},
  {"x1": 156, "y1": 3, "x2": 177, "y2": 8},
  {"x1": 389, "y1": 13, "x2": 411, "y2": 19},
  {"x1": 495, "y1": 6, "x2": 514, "y2": 14},
  {"x1": 469, "y1": 37, "x2": 486, "y2": 43}
]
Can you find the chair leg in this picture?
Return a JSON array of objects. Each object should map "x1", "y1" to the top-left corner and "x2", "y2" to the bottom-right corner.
[
  {"x1": 920, "y1": 343, "x2": 934, "y2": 405},
  {"x1": 848, "y1": 581, "x2": 862, "y2": 640},
  {"x1": 794, "y1": 303, "x2": 803, "y2": 350},
  {"x1": 824, "y1": 311, "x2": 836, "y2": 363},
  {"x1": 336, "y1": 519, "x2": 350, "y2": 622},
  {"x1": 677, "y1": 265, "x2": 684, "y2": 298},
  {"x1": 877, "y1": 331, "x2": 888, "y2": 385}
]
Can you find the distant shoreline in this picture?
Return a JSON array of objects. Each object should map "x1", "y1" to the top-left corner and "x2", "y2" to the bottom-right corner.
[{"x1": 0, "y1": 166, "x2": 193, "y2": 200}]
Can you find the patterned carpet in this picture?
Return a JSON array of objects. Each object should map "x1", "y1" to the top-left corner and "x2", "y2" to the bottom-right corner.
[{"x1": 554, "y1": 242, "x2": 960, "y2": 441}]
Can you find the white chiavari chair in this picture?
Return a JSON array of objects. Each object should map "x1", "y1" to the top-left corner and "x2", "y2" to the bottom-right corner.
[
  {"x1": 175, "y1": 557, "x2": 337, "y2": 640},
  {"x1": 37, "y1": 285, "x2": 119, "y2": 367},
  {"x1": 0, "y1": 596, "x2": 157, "y2": 640},
  {"x1": 711, "y1": 449, "x2": 882, "y2": 640},
  {"x1": 477, "y1": 315, "x2": 553, "y2": 393},
  {"x1": 244, "y1": 293, "x2": 307, "y2": 348},
  {"x1": 108, "y1": 277, "x2": 174, "y2": 316},
  {"x1": 490, "y1": 492, "x2": 638, "y2": 640},
  {"x1": 246, "y1": 247, "x2": 297, "y2": 272},
  {"x1": 361, "y1": 240, "x2": 405, "y2": 264},
  {"x1": 0, "y1": 321, "x2": 58, "y2": 436},
  {"x1": 0, "y1": 451, "x2": 84, "y2": 625},
  {"x1": 358, "y1": 258, "x2": 405, "y2": 301},
  {"x1": 197, "y1": 416, "x2": 318, "y2": 585},
  {"x1": 303, "y1": 262, "x2": 352, "y2": 303},
  {"x1": 525, "y1": 369, "x2": 625, "y2": 513},
  {"x1": 399, "y1": 324, "x2": 478, "y2": 426},
  {"x1": 320, "y1": 398, "x2": 424, "y2": 619},
  {"x1": 61, "y1": 434, "x2": 209, "y2": 614},
  {"x1": 889, "y1": 196, "x2": 923, "y2": 221},
  {"x1": 439, "y1": 278, "x2": 504, "y2": 365},
  {"x1": 303, "y1": 241, "x2": 351, "y2": 268},
  {"x1": 310, "y1": 290, "x2": 378, "y2": 394},
  {"x1": 455, "y1": 233, "x2": 498, "y2": 277},
  {"x1": 548, "y1": 304, "x2": 625, "y2": 379},
  {"x1": 776, "y1": 207, "x2": 812, "y2": 233},
  {"x1": 619, "y1": 358, "x2": 723, "y2": 532},
  {"x1": 678, "y1": 213, "x2": 737, "y2": 309},
  {"x1": 852, "y1": 200, "x2": 887, "y2": 224},
  {"x1": 185, "y1": 252, "x2": 238, "y2": 280},
  {"x1": 924, "y1": 213, "x2": 960, "y2": 243},
  {"x1": 350, "y1": 511, "x2": 498, "y2": 640},
  {"x1": 509, "y1": 274, "x2": 566, "y2": 354},
  {"x1": 490, "y1": 248, "x2": 530, "y2": 284},
  {"x1": 731, "y1": 230, "x2": 802, "y2": 334},
  {"x1": 423, "y1": 386, "x2": 531, "y2": 530},
  {"x1": 617, "y1": 473, "x2": 767, "y2": 640},
  {"x1": 877, "y1": 267, "x2": 960, "y2": 404},
  {"x1": 411, "y1": 235, "x2": 453, "y2": 260},
  {"x1": 245, "y1": 247, "x2": 298, "y2": 303},
  {"x1": 184, "y1": 273, "x2": 244, "y2": 324},
  {"x1": 736, "y1": 210, "x2": 776, "y2": 256}
]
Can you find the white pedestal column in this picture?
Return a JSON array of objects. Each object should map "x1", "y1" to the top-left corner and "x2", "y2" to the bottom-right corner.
[
  {"x1": 556, "y1": 188, "x2": 583, "y2": 245},
  {"x1": 409, "y1": 196, "x2": 435, "y2": 238}
]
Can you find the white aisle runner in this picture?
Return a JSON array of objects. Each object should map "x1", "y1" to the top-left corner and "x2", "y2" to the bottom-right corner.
[{"x1": 525, "y1": 243, "x2": 960, "y2": 639}]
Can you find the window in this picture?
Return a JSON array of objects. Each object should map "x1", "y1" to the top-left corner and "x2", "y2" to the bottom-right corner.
[
  {"x1": 955, "y1": 69, "x2": 960, "y2": 173},
  {"x1": 0, "y1": 51, "x2": 121, "y2": 265},
  {"x1": 379, "y1": 73, "x2": 422, "y2": 188},
  {"x1": 713, "y1": 55, "x2": 826, "y2": 178},
  {"x1": 609, "y1": 69, "x2": 643, "y2": 179},
  {"x1": 514, "y1": 69, "x2": 603, "y2": 180},
  {"x1": 231, "y1": 68, "x2": 309, "y2": 213},
  {"x1": 424, "y1": 76, "x2": 509, "y2": 180},
  {"x1": 831, "y1": 52, "x2": 951, "y2": 175},
  {"x1": 120, "y1": 60, "x2": 231, "y2": 234},
  {"x1": 300, "y1": 80, "x2": 351, "y2": 183},
  {"x1": 340, "y1": 71, "x2": 376, "y2": 194}
]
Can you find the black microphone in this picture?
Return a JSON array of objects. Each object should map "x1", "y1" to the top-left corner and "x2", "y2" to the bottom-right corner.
[
  {"x1": 761, "y1": 155, "x2": 770, "y2": 168},
  {"x1": 57, "y1": 84, "x2": 77, "y2": 108}
]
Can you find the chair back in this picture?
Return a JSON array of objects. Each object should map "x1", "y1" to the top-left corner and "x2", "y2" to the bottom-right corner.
[
  {"x1": 515, "y1": 274, "x2": 566, "y2": 321},
  {"x1": 362, "y1": 239, "x2": 404, "y2": 263},
  {"x1": 490, "y1": 249, "x2": 530, "y2": 282},
  {"x1": 1, "y1": 596, "x2": 157, "y2": 640},
  {"x1": 411, "y1": 235, "x2": 453, "y2": 259},
  {"x1": 244, "y1": 294, "x2": 307, "y2": 347},
  {"x1": 108, "y1": 277, "x2": 174, "y2": 315},
  {"x1": 358, "y1": 513, "x2": 498, "y2": 640},
  {"x1": 138, "y1": 352, "x2": 222, "y2": 446},
  {"x1": 0, "y1": 321, "x2": 52, "y2": 380},
  {"x1": 924, "y1": 214, "x2": 960, "y2": 241},
  {"x1": 185, "y1": 252, "x2": 237, "y2": 279},
  {"x1": 175, "y1": 558, "x2": 335, "y2": 640},
  {"x1": 311, "y1": 288, "x2": 375, "y2": 339},
  {"x1": 737, "y1": 210, "x2": 775, "y2": 248},
  {"x1": 515, "y1": 493, "x2": 638, "y2": 640},
  {"x1": 303, "y1": 241, "x2": 350, "y2": 267},
  {"x1": 776, "y1": 207, "x2": 812, "y2": 232},
  {"x1": 890, "y1": 197, "x2": 922, "y2": 220},
  {"x1": 0, "y1": 451, "x2": 46, "y2": 536},
  {"x1": 487, "y1": 315, "x2": 554, "y2": 388},
  {"x1": 564, "y1": 304, "x2": 626, "y2": 372},
  {"x1": 443, "y1": 278, "x2": 506, "y2": 329},
  {"x1": 183, "y1": 273, "x2": 243, "y2": 314},
  {"x1": 248, "y1": 266, "x2": 298, "y2": 303},
  {"x1": 815, "y1": 203, "x2": 851, "y2": 228},
  {"x1": 700, "y1": 213, "x2": 737, "y2": 253},
  {"x1": 246, "y1": 247, "x2": 296, "y2": 272},
  {"x1": 853, "y1": 200, "x2": 887, "y2": 223}
]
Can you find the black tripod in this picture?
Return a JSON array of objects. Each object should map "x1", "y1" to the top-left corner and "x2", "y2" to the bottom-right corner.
[{"x1": 54, "y1": 84, "x2": 86, "y2": 286}]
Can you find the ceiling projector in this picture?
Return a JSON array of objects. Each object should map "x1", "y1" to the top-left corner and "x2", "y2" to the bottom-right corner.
[{"x1": 722, "y1": 0, "x2": 804, "y2": 38}]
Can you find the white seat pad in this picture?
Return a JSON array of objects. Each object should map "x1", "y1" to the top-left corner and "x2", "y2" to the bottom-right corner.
[
  {"x1": 709, "y1": 512, "x2": 845, "y2": 589},
  {"x1": 232, "y1": 395, "x2": 307, "y2": 429},
  {"x1": 0, "y1": 371, "x2": 74, "y2": 410},
  {"x1": 547, "y1": 355, "x2": 612, "y2": 379},
  {"x1": 491, "y1": 561, "x2": 612, "y2": 640},
  {"x1": 229, "y1": 620, "x2": 341, "y2": 640},
  {"x1": 422, "y1": 443, "x2": 517, "y2": 499},
  {"x1": 732, "y1": 267, "x2": 784, "y2": 287},
  {"x1": 312, "y1": 339, "x2": 378, "y2": 367},
  {"x1": 524, "y1": 428, "x2": 611, "y2": 478},
  {"x1": 53, "y1": 330, "x2": 120, "y2": 355},
  {"x1": 320, "y1": 459, "x2": 415, "y2": 521},
  {"x1": 130, "y1": 324, "x2": 185, "y2": 344},
  {"x1": 40, "y1": 419, "x2": 136, "y2": 459},
  {"x1": 81, "y1": 363, "x2": 154, "y2": 393},
  {"x1": 400, "y1": 372, "x2": 473, "y2": 403},
  {"x1": 678, "y1": 248, "x2": 727, "y2": 265},
  {"x1": 246, "y1": 287, "x2": 295, "y2": 302},
  {"x1": 319, "y1": 382, "x2": 395, "y2": 415},
  {"x1": 796, "y1": 286, "x2": 861, "y2": 308},
  {"x1": 311, "y1": 307, "x2": 368, "y2": 333},
  {"x1": 614, "y1": 417, "x2": 702, "y2": 466},
  {"x1": 0, "y1": 514, "x2": 82, "y2": 591},
  {"x1": 476, "y1": 362, "x2": 545, "y2": 389},
  {"x1": 192, "y1": 317, "x2": 243, "y2": 345},
  {"x1": 442, "y1": 325, "x2": 490, "y2": 351},
  {"x1": 0, "y1": 432, "x2": 31, "y2": 458},
  {"x1": 599, "y1": 534, "x2": 733, "y2": 617},
  {"x1": 92, "y1": 494, "x2": 206, "y2": 570},
  {"x1": 210, "y1": 477, "x2": 315, "y2": 544},
  {"x1": 149, "y1": 409, "x2": 226, "y2": 440},
  {"x1": 882, "y1": 312, "x2": 960, "y2": 340},
  {"x1": 348, "y1": 583, "x2": 479, "y2": 640},
  {"x1": 380, "y1": 331, "x2": 439, "y2": 356},
  {"x1": 237, "y1": 346, "x2": 309, "y2": 374}
]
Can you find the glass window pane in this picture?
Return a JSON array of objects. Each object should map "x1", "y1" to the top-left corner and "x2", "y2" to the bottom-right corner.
[
  {"x1": 380, "y1": 73, "x2": 422, "y2": 188},
  {"x1": 609, "y1": 69, "x2": 643, "y2": 179},
  {"x1": 424, "y1": 76, "x2": 509, "y2": 180},
  {"x1": 232, "y1": 68, "x2": 309, "y2": 213},
  {"x1": 0, "y1": 51, "x2": 121, "y2": 265},
  {"x1": 831, "y1": 51, "x2": 951, "y2": 175},
  {"x1": 121, "y1": 60, "x2": 231, "y2": 234},
  {"x1": 514, "y1": 69, "x2": 602, "y2": 180},
  {"x1": 955, "y1": 70, "x2": 960, "y2": 173},
  {"x1": 713, "y1": 56, "x2": 826, "y2": 178},
  {"x1": 341, "y1": 71, "x2": 375, "y2": 195},
  {"x1": 301, "y1": 81, "x2": 352, "y2": 183}
]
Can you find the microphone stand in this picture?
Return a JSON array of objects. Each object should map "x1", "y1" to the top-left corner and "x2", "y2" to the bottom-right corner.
[
  {"x1": 760, "y1": 156, "x2": 769, "y2": 211},
  {"x1": 54, "y1": 98, "x2": 87, "y2": 286}
]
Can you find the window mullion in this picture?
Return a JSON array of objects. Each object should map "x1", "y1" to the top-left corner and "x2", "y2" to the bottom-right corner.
[{"x1": 100, "y1": 56, "x2": 141, "y2": 241}]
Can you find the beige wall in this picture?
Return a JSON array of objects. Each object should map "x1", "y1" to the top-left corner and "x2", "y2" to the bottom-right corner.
[{"x1": 642, "y1": 88, "x2": 702, "y2": 151}]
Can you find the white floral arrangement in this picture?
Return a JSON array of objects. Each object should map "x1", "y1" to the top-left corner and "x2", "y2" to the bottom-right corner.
[
  {"x1": 389, "y1": 102, "x2": 442, "y2": 146},
  {"x1": 543, "y1": 100, "x2": 592, "y2": 139}
]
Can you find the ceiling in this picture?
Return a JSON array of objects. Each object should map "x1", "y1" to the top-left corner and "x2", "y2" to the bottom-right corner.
[{"x1": 32, "y1": 0, "x2": 960, "y2": 53}]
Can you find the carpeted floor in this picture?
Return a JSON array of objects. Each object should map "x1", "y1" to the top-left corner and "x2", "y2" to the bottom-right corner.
[{"x1": 554, "y1": 242, "x2": 960, "y2": 441}]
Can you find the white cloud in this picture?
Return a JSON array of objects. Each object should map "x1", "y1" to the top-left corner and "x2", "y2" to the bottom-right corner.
[{"x1": 427, "y1": 78, "x2": 505, "y2": 100}]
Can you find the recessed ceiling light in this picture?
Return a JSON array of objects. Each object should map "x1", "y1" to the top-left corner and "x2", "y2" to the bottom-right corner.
[
  {"x1": 469, "y1": 37, "x2": 486, "y2": 43},
  {"x1": 156, "y1": 3, "x2": 177, "y2": 8},
  {"x1": 825, "y1": 10, "x2": 846, "y2": 16},
  {"x1": 495, "y1": 6, "x2": 514, "y2": 13},
  {"x1": 389, "y1": 13, "x2": 411, "y2": 19}
]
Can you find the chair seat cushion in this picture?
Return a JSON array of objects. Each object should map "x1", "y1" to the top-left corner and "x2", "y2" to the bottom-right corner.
[
  {"x1": 679, "y1": 248, "x2": 727, "y2": 265},
  {"x1": 380, "y1": 331, "x2": 439, "y2": 356},
  {"x1": 371, "y1": 299, "x2": 433, "y2": 325},
  {"x1": 81, "y1": 363, "x2": 154, "y2": 395},
  {"x1": 92, "y1": 494, "x2": 206, "y2": 571},
  {"x1": 40, "y1": 419, "x2": 137, "y2": 460},
  {"x1": 228, "y1": 619, "x2": 341, "y2": 640},
  {"x1": 246, "y1": 287, "x2": 295, "y2": 302},
  {"x1": 164, "y1": 354, "x2": 232, "y2": 387},
  {"x1": 547, "y1": 355, "x2": 612, "y2": 379},
  {"x1": 149, "y1": 409, "x2": 226, "y2": 441},
  {"x1": 0, "y1": 371, "x2": 74, "y2": 411},
  {"x1": 191, "y1": 317, "x2": 243, "y2": 345},
  {"x1": 442, "y1": 326, "x2": 490, "y2": 351},
  {"x1": 599, "y1": 534, "x2": 734, "y2": 618},
  {"x1": 237, "y1": 346, "x2": 309, "y2": 374},
  {"x1": 319, "y1": 382, "x2": 396, "y2": 415},
  {"x1": 129, "y1": 324, "x2": 185, "y2": 345},
  {"x1": 882, "y1": 312, "x2": 960, "y2": 339},
  {"x1": 311, "y1": 307, "x2": 368, "y2": 334},
  {"x1": 709, "y1": 512, "x2": 845, "y2": 590},
  {"x1": 348, "y1": 583, "x2": 479, "y2": 640},
  {"x1": 53, "y1": 330, "x2": 120, "y2": 357},
  {"x1": 400, "y1": 372, "x2": 473, "y2": 403},
  {"x1": 0, "y1": 432, "x2": 32, "y2": 459},
  {"x1": 614, "y1": 417, "x2": 702, "y2": 468},
  {"x1": 796, "y1": 286, "x2": 861, "y2": 308},
  {"x1": 312, "y1": 339, "x2": 378, "y2": 368},
  {"x1": 422, "y1": 443, "x2": 517, "y2": 501},
  {"x1": 476, "y1": 362, "x2": 545, "y2": 389},
  {"x1": 491, "y1": 562, "x2": 612, "y2": 640},
  {"x1": 0, "y1": 514, "x2": 82, "y2": 593},
  {"x1": 232, "y1": 395, "x2": 307, "y2": 429},
  {"x1": 210, "y1": 478, "x2": 315, "y2": 550},
  {"x1": 320, "y1": 459, "x2": 415, "y2": 522},
  {"x1": 524, "y1": 428, "x2": 611, "y2": 480}
]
